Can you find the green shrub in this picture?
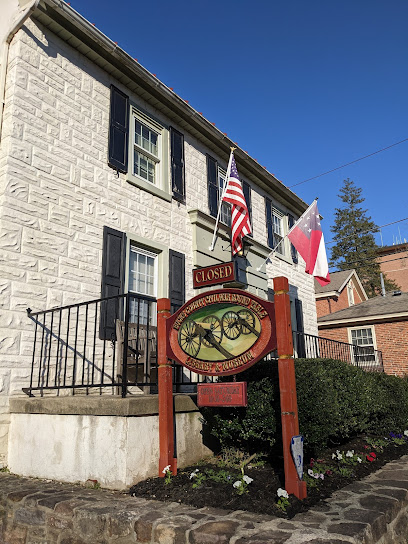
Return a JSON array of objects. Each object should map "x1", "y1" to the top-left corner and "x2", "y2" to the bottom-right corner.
[{"x1": 201, "y1": 358, "x2": 408, "y2": 457}]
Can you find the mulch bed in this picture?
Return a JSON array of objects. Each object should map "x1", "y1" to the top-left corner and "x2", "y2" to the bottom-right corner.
[{"x1": 130, "y1": 436, "x2": 408, "y2": 518}]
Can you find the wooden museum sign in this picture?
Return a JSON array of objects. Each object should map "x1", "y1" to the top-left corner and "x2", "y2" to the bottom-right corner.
[{"x1": 166, "y1": 288, "x2": 276, "y2": 378}]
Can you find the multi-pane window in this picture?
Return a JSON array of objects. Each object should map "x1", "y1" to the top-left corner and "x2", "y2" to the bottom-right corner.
[
  {"x1": 218, "y1": 168, "x2": 231, "y2": 227},
  {"x1": 347, "y1": 281, "x2": 355, "y2": 306},
  {"x1": 272, "y1": 209, "x2": 285, "y2": 255},
  {"x1": 133, "y1": 114, "x2": 161, "y2": 185},
  {"x1": 128, "y1": 246, "x2": 157, "y2": 325},
  {"x1": 350, "y1": 327, "x2": 376, "y2": 364}
]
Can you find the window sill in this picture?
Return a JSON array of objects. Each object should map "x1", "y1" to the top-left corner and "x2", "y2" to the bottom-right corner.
[
  {"x1": 268, "y1": 250, "x2": 294, "y2": 266},
  {"x1": 126, "y1": 174, "x2": 172, "y2": 202}
]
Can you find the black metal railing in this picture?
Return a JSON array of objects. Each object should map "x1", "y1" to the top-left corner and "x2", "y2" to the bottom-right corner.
[
  {"x1": 25, "y1": 293, "x2": 214, "y2": 398},
  {"x1": 293, "y1": 331, "x2": 384, "y2": 372}
]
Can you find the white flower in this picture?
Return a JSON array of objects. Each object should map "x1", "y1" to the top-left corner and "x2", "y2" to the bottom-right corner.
[
  {"x1": 404, "y1": 430, "x2": 408, "y2": 437},
  {"x1": 319, "y1": 474, "x2": 324, "y2": 480},
  {"x1": 357, "y1": 457, "x2": 362, "y2": 463},
  {"x1": 331, "y1": 453, "x2": 336, "y2": 459},
  {"x1": 346, "y1": 450, "x2": 354, "y2": 457},
  {"x1": 189, "y1": 469, "x2": 199, "y2": 479},
  {"x1": 307, "y1": 469, "x2": 314, "y2": 477},
  {"x1": 243, "y1": 475, "x2": 253, "y2": 484},
  {"x1": 162, "y1": 464, "x2": 171, "y2": 474},
  {"x1": 337, "y1": 453, "x2": 343, "y2": 461},
  {"x1": 233, "y1": 481, "x2": 242, "y2": 488},
  {"x1": 277, "y1": 488, "x2": 289, "y2": 499}
]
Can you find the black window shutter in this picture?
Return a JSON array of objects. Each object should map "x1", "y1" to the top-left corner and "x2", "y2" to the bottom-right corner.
[
  {"x1": 170, "y1": 127, "x2": 185, "y2": 201},
  {"x1": 265, "y1": 197, "x2": 273, "y2": 248},
  {"x1": 169, "y1": 249, "x2": 185, "y2": 314},
  {"x1": 108, "y1": 85, "x2": 129, "y2": 173},
  {"x1": 207, "y1": 155, "x2": 218, "y2": 218},
  {"x1": 294, "y1": 298, "x2": 306, "y2": 357},
  {"x1": 288, "y1": 214, "x2": 298, "y2": 263},
  {"x1": 242, "y1": 181, "x2": 252, "y2": 234},
  {"x1": 100, "y1": 226, "x2": 125, "y2": 340}
]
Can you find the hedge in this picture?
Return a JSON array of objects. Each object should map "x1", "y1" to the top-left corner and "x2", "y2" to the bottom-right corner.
[{"x1": 201, "y1": 358, "x2": 408, "y2": 456}]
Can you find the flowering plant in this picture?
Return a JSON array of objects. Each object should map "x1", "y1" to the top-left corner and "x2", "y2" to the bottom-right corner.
[
  {"x1": 232, "y1": 473, "x2": 253, "y2": 495},
  {"x1": 162, "y1": 464, "x2": 172, "y2": 485},
  {"x1": 366, "y1": 452, "x2": 377, "y2": 463},
  {"x1": 276, "y1": 488, "x2": 290, "y2": 511}
]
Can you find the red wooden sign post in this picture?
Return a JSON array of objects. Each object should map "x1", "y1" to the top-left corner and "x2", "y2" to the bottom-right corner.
[
  {"x1": 157, "y1": 277, "x2": 306, "y2": 499},
  {"x1": 157, "y1": 298, "x2": 177, "y2": 477},
  {"x1": 273, "y1": 276, "x2": 307, "y2": 499}
]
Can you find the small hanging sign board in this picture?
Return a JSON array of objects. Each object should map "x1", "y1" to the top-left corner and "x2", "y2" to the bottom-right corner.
[
  {"x1": 197, "y1": 382, "x2": 247, "y2": 407},
  {"x1": 193, "y1": 262, "x2": 237, "y2": 289},
  {"x1": 290, "y1": 435, "x2": 304, "y2": 480}
]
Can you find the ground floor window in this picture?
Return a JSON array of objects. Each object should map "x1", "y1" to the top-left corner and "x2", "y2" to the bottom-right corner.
[
  {"x1": 349, "y1": 326, "x2": 377, "y2": 364},
  {"x1": 128, "y1": 246, "x2": 157, "y2": 325}
]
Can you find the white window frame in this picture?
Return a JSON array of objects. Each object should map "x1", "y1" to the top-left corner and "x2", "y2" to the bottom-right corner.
[
  {"x1": 127, "y1": 107, "x2": 171, "y2": 202},
  {"x1": 347, "y1": 280, "x2": 355, "y2": 306},
  {"x1": 270, "y1": 206, "x2": 290, "y2": 260},
  {"x1": 218, "y1": 167, "x2": 231, "y2": 227},
  {"x1": 127, "y1": 245, "x2": 158, "y2": 326},
  {"x1": 348, "y1": 325, "x2": 379, "y2": 366}
]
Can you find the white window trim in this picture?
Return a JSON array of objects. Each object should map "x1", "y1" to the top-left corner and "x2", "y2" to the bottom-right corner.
[
  {"x1": 124, "y1": 233, "x2": 169, "y2": 299},
  {"x1": 348, "y1": 325, "x2": 380, "y2": 365},
  {"x1": 270, "y1": 207, "x2": 292, "y2": 264},
  {"x1": 347, "y1": 280, "x2": 355, "y2": 306},
  {"x1": 218, "y1": 166, "x2": 231, "y2": 227},
  {"x1": 126, "y1": 106, "x2": 171, "y2": 202}
]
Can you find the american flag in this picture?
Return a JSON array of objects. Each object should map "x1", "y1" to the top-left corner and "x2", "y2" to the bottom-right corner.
[{"x1": 222, "y1": 153, "x2": 252, "y2": 255}]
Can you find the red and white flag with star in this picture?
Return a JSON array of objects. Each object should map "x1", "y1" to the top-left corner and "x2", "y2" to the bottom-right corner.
[
  {"x1": 287, "y1": 200, "x2": 330, "y2": 286},
  {"x1": 222, "y1": 152, "x2": 252, "y2": 255}
]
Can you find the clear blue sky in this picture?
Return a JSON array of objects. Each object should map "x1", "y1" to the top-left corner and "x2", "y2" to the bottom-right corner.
[{"x1": 74, "y1": 0, "x2": 408, "y2": 251}]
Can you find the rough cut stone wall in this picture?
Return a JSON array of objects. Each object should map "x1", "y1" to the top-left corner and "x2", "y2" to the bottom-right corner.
[{"x1": 0, "y1": 17, "x2": 317, "y2": 465}]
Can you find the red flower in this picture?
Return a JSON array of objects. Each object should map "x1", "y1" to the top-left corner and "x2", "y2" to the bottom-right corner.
[
  {"x1": 370, "y1": 452, "x2": 377, "y2": 459},
  {"x1": 326, "y1": 470, "x2": 333, "y2": 476},
  {"x1": 367, "y1": 455, "x2": 375, "y2": 462},
  {"x1": 363, "y1": 445, "x2": 369, "y2": 449},
  {"x1": 310, "y1": 458, "x2": 315, "y2": 467}
]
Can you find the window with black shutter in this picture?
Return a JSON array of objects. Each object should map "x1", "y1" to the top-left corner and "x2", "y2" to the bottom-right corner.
[
  {"x1": 265, "y1": 197, "x2": 274, "y2": 248},
  {"x1": 100, "y1": 226, "x2": 125, "y2": 340},
  {"x1": 294, "y1": 298, "x2": 306, "y2": 357},
  {"x1": 207, "y1": 155, "x2": 218, "y2": 218},
  {"x1": 108, "y1": 86, "x2": 129, "y2": 173},
  {"x1": 169, "y1": 250, "x2": 185, "y2": 314},
  {"x1": 288, "y1": 214, "x2": 298, "y2": 263},
  {"x1": 170, "y1": 127, "x2": 185, "y2": 202},
  {"x1": 242, "y1": 181, "x2": 252, "y2": 235}
]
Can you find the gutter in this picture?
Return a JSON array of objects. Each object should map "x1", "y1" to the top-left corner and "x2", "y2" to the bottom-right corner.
[
  {"x1": 318, "y1": 311, "x2": 408, "y2": 328},
  {"x1": 0, "y1": 0, "x2": 40, "y2": 141}
]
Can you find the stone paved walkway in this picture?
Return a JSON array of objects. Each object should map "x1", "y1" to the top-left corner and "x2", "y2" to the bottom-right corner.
[{"x1": 1, "y1": 457, "x2": 408, "y2": 543}]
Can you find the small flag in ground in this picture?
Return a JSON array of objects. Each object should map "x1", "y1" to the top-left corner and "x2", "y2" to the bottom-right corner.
[
  {"x1": 287, "y1": 200, "x2": 330, "y2": 286},
  {"x1": 222, "y1": 154, "x2": 252, "y2": 255}
]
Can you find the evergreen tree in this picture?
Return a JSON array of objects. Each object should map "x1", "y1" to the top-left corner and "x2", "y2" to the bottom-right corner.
[{"x1": 329, "y1": 179, "x2": 399, "y2": 298}]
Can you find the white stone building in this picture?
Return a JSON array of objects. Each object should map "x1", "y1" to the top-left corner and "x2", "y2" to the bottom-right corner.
[{"x1": 0, "y1": 0, "x2": 318, "y2": 480}]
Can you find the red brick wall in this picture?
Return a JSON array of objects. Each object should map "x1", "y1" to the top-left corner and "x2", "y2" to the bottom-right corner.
[
  {"x1": 318, "y1": 320, "x2": 408, "y2": 376},
  {"x1": 316, "y1": 280, "x2": 365, "y2": 318},
  {"x1": 378, "y1": 250, "x2": 408, "y2": 292},
  {"x1": 375, "y1": 321, "x2": 408, "y2": 376}
]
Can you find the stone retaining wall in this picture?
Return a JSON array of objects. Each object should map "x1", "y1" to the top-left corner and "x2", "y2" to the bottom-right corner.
[{"x1": 2, "y1": 456, "x2": 408, "y2": 543}]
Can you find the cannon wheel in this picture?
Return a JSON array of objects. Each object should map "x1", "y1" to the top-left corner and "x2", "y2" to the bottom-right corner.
[
  {"x1": 238, "y1": 309, "x2": 256, "y2": 335},
  {"x1": 201, "y1": 315, "x2": 222, "y2": 347},
  {"x1": 178, "y1": 320, "x2": 201, "y2": 357},
  {"x1": 222, "y1": 311, "x2": 241, "y2": 340}
]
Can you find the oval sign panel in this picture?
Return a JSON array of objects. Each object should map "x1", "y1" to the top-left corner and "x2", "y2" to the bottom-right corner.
[{"x1": 166, "y1": 289, "x2": 277, "y2": 376}]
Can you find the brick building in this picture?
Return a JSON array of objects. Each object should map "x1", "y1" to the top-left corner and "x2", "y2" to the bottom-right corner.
[
  {"x1": 315, "y1": 269, "x2": 368, "y2": 319},
  {"x1": 0, "y1": 0, "x2": 318, "y2": 475},
  {"x1": 377, "y1": 243, "x2": 408, "y2": 292},
  {"x1": 318, "y1": 292, "x2": 408, "y2": 376}
]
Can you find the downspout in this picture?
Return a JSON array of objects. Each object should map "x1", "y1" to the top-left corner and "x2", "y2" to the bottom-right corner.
[{"x1": 0, "y1": 0, "x2": 40, "y2": 142}]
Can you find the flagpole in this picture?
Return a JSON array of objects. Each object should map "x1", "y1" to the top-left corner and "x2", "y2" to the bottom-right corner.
[
  {"x1": 209, "y1": 147, "x2": 236, "y2": 251},
  {"x1": 256, "y1": 198, "x2": 318, "y2": 271}
]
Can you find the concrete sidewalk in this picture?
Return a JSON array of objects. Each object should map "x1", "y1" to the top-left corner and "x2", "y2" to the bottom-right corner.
[{"x1": 1, "y1": 456, "x2": 408, "y2": 543}]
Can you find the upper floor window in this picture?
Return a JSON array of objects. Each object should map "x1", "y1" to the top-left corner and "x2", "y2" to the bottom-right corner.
[
  {"x1": 132, "y1": 111, "x2": 163, "y2": 187},
  {"x1": 218, "y1": 167, "x2": 231, "y2": 227},
  {"x1": 272, "y1": 209, "x2": 285, "y2": 255},
  {"x1": 347, "y1": 281, "x2": 355, "y2": 306}
]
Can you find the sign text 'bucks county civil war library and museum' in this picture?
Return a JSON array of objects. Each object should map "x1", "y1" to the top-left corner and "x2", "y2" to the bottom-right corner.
[{"x1": 166, "y1": 289, "x2": 277, "y2": 376}]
